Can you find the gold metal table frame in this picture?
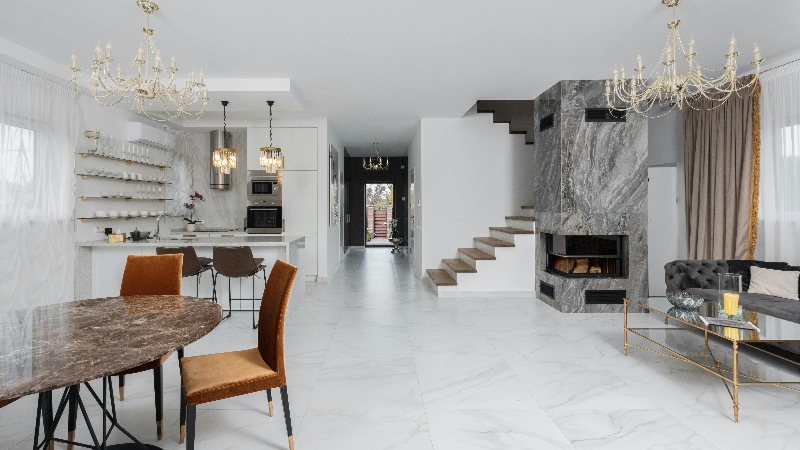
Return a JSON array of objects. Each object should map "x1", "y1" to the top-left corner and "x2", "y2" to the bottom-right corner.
[{"x1": 623, "y1": 297, "x2": 800, "y2": 423}]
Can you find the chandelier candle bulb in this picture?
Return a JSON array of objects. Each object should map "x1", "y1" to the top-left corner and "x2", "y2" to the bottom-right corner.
[
  {"x1": 605, "y1": 81, "x2": 611, "y2": 94},
  {"x1": 171, "y1": 56, "x2": 176, "y2": 69},
  {"x1": 105, "y1": 42, "x2": 111, "y2": 59},
  {"x1": 70, "y1": 53, "x2": 77, "y2": 69},
  {"x1": 621, "y1": 66, "x2": 625, "y2": 79},
  {"x1": 95, "y1": 45, "x2": 102, "y2": 61},
  {"x1": 637, "y1": 55, "x2": 643, "y2": 70},
  {"x1": 689, "y1": 40, "x2": 694, "y2": 55},
  {"x1": 613, "y1": 68, "x2": 618, "y2": 83},
  {"x1": 729, "y1": 36, "x2": 736, "y2": 54}
]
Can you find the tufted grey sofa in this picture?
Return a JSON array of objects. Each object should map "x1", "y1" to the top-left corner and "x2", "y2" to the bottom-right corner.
[{"x1": 664, "y1": 259, "x2": 800, "y2": 324}]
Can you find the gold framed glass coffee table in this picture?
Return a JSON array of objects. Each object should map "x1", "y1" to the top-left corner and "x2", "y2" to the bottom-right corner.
[{"x1": 624, "y1": 297, "x2": 800, "y2": 423}]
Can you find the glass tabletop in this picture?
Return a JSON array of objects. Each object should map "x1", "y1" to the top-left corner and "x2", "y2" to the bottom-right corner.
[{"x1": 626, "y1": 297, "x2": 800, "y2": 343}]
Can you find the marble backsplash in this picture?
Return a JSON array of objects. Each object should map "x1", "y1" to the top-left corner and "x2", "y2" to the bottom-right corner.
[{"x1": 167, "y1": 133, "x2": 248, "y2": 231}]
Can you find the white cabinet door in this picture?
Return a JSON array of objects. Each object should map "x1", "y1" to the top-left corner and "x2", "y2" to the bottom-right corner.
[
  {"x1": 648, "y1": 167, "x2": 679, "y2": 297},
  {"x1": 247, "y1": 127, "x2": 317, "y2": 171},
  {"x1": 282, "y1": 170, "x2": 317, "y2": 235}
]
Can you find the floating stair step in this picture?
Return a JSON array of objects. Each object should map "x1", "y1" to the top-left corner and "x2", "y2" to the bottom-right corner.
[
  {"x1": 458, "y1": 248, "x2": 496, "y2": 261},
  {"x1": 505, "y1": 216, "x2": 536, "y2": 222},
  {"x1": 427, "y1": 269, "x2": 457, "y2": 286},
  {"x1": 521, "y1": 206, "x2": 535, "y2": 210},
  {"x1": 443, "y1": 258, "x2": 477, "y2": 273},
  {"x1": 489, "y1": 227, "x2": 535, "y2": 234},
  {"x1": 473, "y1": 237, "x2": 515, "y2": 247}
]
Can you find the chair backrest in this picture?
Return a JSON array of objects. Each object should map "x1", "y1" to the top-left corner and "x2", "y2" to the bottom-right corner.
[
  {"x1": 213, "y1": 246, "x2": 259, "y2": 278},
  {"x1": 120, "y1": 254, "x2": 183, "y2": 296},
  {"x1": 257, "y1": 259, "x2": 298, "y2": 377},
  {"x1": 156, "y1": 246, "x2": 203, "y2": 278}
]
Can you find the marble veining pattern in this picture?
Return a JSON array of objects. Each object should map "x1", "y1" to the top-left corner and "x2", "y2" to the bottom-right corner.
[
  {"x1": 0, "y1": 295, "x2": 221, "y2": 401},
  {"x1": 5, "y1": 249, "x2": 799, "y2": 449}
]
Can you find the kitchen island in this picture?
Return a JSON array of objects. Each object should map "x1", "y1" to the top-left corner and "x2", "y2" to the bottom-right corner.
[{"x1": 75, "y1": 236, "x2": 305, "y2": 311}]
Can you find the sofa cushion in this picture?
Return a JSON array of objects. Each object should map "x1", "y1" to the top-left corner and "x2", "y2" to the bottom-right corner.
[
  {"x1": 748, "y1": 266, "x2": 800, "y2": 301},
  {"x1": 788, "y1": 266, "x2": 800, "y2": 295},
  {"x1": 727, "y1": 260, "x2": 789, "y2": 291},
  {"x1": 664, "y1": 260, "x2": 728, "y2": 292}
]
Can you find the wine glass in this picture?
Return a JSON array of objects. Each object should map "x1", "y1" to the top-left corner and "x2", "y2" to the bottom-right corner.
[
  {"x1": 145, "y1": 148, "x2": 150, "y2": 165},
  {"x1": 108, "y1": 135, "x2": 116, "y2": 158}
]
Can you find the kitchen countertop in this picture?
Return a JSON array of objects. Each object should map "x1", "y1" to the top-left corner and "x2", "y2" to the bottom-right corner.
[{"x1": 76, "y1": 235, "x2": 305, "y2": 247}]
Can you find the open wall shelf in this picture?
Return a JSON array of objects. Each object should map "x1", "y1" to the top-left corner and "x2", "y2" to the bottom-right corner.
[
  {"x1": 80, "y1": 196, "x2": 171, "y2": 202},
  {"x1": 77, "y1": 173, "x2": 169, "y2": 186},
  {"x1": 78, "y1": 152, "x2": 168, "y2": 170}
]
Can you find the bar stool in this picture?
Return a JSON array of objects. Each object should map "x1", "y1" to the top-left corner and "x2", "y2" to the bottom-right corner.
[
  {"x1": 156, "y1": 246, "x2": 216, "y2": 302},
  {"x1": 213, "y1": 246, "x2": 267, "y2": 329}
]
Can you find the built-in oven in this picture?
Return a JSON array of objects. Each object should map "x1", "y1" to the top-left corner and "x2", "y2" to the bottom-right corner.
[{"x1": 246, "y1": 206, "x2": 283, "y2": 234}]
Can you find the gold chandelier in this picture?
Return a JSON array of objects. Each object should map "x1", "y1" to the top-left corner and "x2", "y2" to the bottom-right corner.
[
  {"x1": 604, "y1": 0, "x2": 763, "y2": 117},
  {"x1": 363, "y1": 143, "x2": 388, "y2": 171},
  {"x1": 213, "y1": 101, "x2": 236, "y2": 174},
  {"x1": 260, "y1": 101, "x2": 284, "y2": 174},
  {"x1": 66, "y1": 0, "x2": 208, "y2": 121}
]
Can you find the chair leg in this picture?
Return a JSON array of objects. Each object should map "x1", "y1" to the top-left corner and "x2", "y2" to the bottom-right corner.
[
  {"x1": 196, "y1": 273, "x2": 200, "y2": 298},
  {"x1": 225, "y1": 276, "x2": 232, "y2": 320},
  {"x1": 67, "y1": 384, "x2": 80, "y2": 450},
  {"x1": 153, "y1": 366, "x2": 163, "y2": 440},
  {"x1": 43, "y1": 390, "x2": 54, "y2": 450},
  {"x1": 212, "y1": 269, "x2": 218, "y2": 304},
  {"x1": 178, "y1": 347, "x2": 184, "y2": 361},
  {"x1": 266, "y1": 389, "x2": 273, "y2": 417},
  {"x1": 118, "y1": 375, "x2": 125, "y2": 401},
  {"x1": 186, "y1": 404, "x2": 197, "y2": 450},
  {"x1": 280, "y1": 386, "x2": 294, "y2": 450},
  {"x1": 252, "y1": 275, "x2": 258, "y2": 330},
  {"x1": 179, "y1": 387, "x2": 186, "y2": 444}
]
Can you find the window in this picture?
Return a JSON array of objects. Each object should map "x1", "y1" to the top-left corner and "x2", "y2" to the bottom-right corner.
[
  {"x1": 1, "y1": 124, "x2": 37, "y2": 213},
  {"x1": 781, "y1": 124, "x2": 800, "y2": 214}
]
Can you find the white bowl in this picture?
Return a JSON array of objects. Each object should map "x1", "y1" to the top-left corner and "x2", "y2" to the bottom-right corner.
[
  {"x1": 128, "y1": 211, "x2": 138, "y2": 217},
  {"x1": 94, "y1": 211, "x2": 107, "y2": 218},
  {"x1": 108, "y1": 211, "x2": 119, "y2": 218},
  {"x1": 139, "y1": 211, "x2": 149, "y2": 216},
  {"x1": 149, "y1": 212, "x2": 158, "y2": 217},
  {"x1": 119, "y1": 211, "x2": 129, "y2": 217},
  {"x1": 85, "y1": 167, "x2": 95, "y2": 174}
]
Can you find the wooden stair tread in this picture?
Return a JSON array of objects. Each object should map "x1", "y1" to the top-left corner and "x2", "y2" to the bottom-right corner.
[
  {"x1": 473, "y1": 237, "x2": 515, "y2": 247},
  {"x1": 442, "y1": 259, "x2": 477, "y2": 273},
  {"x1": 458, "y1": 248, "x2": 496, "y2": 261},
  {"x1": 490, "y1": 227, "x2": 535, "y2": 234},
  {"x1": 505, "y1": 216, "x2": 536, "y2": 222},
  {"x1": 427, "y1": 269, "x2": 457, "y2": 286},
  {"x1": 520, "y1": 206, "x2": 535, "y2": 209}
]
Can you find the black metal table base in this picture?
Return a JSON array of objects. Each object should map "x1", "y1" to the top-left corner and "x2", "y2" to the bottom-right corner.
[{"x1": 35, "y1": 376, "x2": 162, "y2": 450}]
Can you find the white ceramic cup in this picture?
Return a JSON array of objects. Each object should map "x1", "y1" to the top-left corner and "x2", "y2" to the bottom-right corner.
[
  {"x1": 94, "y1": 211, "x2": 107, "y2": 218},
  {"x1": 85, "y1": 166, "x2": 95, "y2": 174},
  {"x1": 119, "y1": 211, "x2": 129, "y2": 217},
  {"x1": 139, "y1": 210, "x2": 149, "y2": 217},
  {"x1": 108, "y1": 211, "x2": 119, "y2": 218},
  {"x1": 137, "y1": 174, "x2": 143, "y2": 181},
  {"x1": 128, "y1": 211, "x2": 138, "y2": 217}
]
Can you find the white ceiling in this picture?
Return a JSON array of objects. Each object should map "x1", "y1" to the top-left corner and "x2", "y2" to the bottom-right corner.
[{"x1": 2, "y1": 0, "x2": 798, "y2": 156}]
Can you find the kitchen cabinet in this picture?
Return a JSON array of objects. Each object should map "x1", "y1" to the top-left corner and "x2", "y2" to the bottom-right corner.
[
  {"x1": 281, "y1": 170, "x2": 318, "y2": 277},
  {"x1": 247, "y1": 127, "x2": 318, "y2": 171}
]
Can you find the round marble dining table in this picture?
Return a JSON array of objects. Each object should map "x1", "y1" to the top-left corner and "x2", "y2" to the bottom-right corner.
[{"x1": 0, "y1": 295, "x2": 222, "y2": 447}]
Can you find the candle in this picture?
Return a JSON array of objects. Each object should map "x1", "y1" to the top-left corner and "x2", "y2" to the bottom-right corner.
[
  {"x1": 630, "y1": 74, "x2": 636, "y2": 89},
  {"x1": 724, "y1": 293, "x2": 739, "y2": 316},
  {"x1": 199, "y1": 69, "x2": 203, "y2": 84},
  {"x1": 637, "y1": 54, "x2": 642, "y2": 70},
  {"x1": 689, "y1": 39, "x2": 695, "y2": 55},
  {"x1": 621, "y1": 66, "x2": 625, "y2": 79},
  {"x1": 723, "y1": 327, "x2": 740, "y2": 340},
  {"x1": 95, "y1": 45, "x2": 101, "y2": 61},
  {"x1": 191, "y1": 69, "x2": 195, "y2": 83},
  {"x1": 754, "y1": 45, "x2": 761, "y2": 62},
  {"x1": 605, "y1": 80, "x2": 611, "y2": 94},
  {"x1": 105, "y1": 42, "x2": 111, "y2": 59},
  {"x1": 729, "y1": 36, "x2": 736, "y2": 54},
  {"x1": 613, "y1": 68, "x2": 618, "y2": 83},
  {"x1": 171, "y1": 56, "x2": 176, "y2": 69},
  {"x1": 70, "y1": 52, "x2": 77, "y2": 69}
]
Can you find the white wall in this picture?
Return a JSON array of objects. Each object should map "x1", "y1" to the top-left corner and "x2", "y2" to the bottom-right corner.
[
  {"x1": 407, "y1": 121, "x2": 422, "y2": 276},
  {"x1": 326, "y1": 121, "x2": 345, "y2": 278},
  {"x1": 419, "y1": 106, "x2": 536, "y2": 273}
]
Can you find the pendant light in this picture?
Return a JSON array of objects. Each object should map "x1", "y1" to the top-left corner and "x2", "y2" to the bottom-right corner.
[
  {"x1": 363, "y1": 142, "x2": 388, "y2": 171},
  {"x1": 212, "y1": 101, "x2": 236, "y2": 174},
  {"x1": 260, "y1": 101, "x2": 284, "y2": 174}
]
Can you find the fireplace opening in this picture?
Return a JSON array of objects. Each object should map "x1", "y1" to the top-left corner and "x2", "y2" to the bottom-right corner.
[{"x1": 545, "y1": 234, "x2": 627, "y2": 278}]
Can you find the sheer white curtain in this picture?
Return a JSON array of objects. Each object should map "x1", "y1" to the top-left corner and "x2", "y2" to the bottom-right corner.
[
  {"x1": 760, "y1": 61, "x2": 800, "y2": 265},
  {"x1": 0, "y1": 64, "x2": 79, "y2": 312}
]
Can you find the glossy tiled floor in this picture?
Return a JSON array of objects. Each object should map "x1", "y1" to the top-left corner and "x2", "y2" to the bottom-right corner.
[{"x1": 3, "y1": 248, "x2": 800, "y2": 449}]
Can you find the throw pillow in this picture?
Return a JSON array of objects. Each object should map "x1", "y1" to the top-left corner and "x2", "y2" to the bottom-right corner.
[
  {"x1": 728, "y1": 260, "x2": 789, "y2": 291},
  {"x1": 748, "y1": 266, "x2": 800, "y2": 301},
  {"x1": 788, "y1": 266, "x2": 800, "y2": 297}
]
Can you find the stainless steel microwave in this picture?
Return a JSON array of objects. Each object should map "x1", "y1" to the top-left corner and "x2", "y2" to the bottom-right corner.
[
  {"x1": 246, "y1": 206, "x2": 282, "y2": 234},
  {"x1": 247, "y1": 172, "x2": 281, "y2": 205}
]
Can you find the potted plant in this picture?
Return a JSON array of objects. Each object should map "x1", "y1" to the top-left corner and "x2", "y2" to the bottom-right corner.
[{"x1": 184, "y1": 191, "x2": 204, "y2": 232}]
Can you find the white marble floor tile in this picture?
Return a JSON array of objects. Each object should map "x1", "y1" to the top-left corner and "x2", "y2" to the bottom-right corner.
[
  {"x1": 337, "y1": 306, "x2": 406, "y2": 327},
  {"x1": 284, "y1": 324, "x2": 336, "y2": 361},
  {"x1": 427, "y1": 409, "x2": 574, "y2": 450},
  {"x1": 510, "y1": 357, "x2": 659, "y2": 410},
  {"x1": 481, "y1": 327, "x2": 590, "y2": 361},
  {"x1": 327, "y1": 326, "x2": 412, "y2": 357},
  {"x1": 307, "y1": 357, "x2": 423, "y2": 410},
  {"x1": 415, "y1": 353, "x2": 540, "y2": 410},
  {"x1": 548, "y1": 409, "x2": 718, "y2": 450},
  {"x1": 297, "y1": 409, "x2": 433, "y2": 450},
  {"x1": 407, "y1": 327, "x2": 498, "y2": 356},
  {"x1": 669, "y1": 406, "x2": 800, "y2": 449},
  {"x1": 403, "y1": 302, "x2": 476, "y2": 327},
  {"x1": 286, "y1": 306, "x2": 343, "y2": 326}
]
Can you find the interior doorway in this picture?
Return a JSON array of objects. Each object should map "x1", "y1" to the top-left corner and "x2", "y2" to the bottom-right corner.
[{"x1": 365, "y1": 183, "x2": 394, "y2": 247}]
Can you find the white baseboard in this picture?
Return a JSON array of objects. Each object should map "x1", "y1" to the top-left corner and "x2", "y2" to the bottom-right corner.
[{"x1": 436, "y1": 291, "x2": 536, "y2": 298}]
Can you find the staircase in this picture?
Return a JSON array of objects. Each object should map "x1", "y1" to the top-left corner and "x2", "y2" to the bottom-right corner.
[
  {"x1": 476, "y1": 100, "x2": 536, "y2": 145},
  {"x1": 426, "y1": 206, "x2": 536, "y2": 296},
  {"x1": 374, "y1": 210, "x2": 388, "y2": 237}
]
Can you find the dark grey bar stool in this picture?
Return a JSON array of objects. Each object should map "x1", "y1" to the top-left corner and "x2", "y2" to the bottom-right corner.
[
  {"x1": 156, "y1": 246, "x2": 216, "y2": 301},
  {"x1": 212, "y1": 246, "x2": 267, "y2": 329}
]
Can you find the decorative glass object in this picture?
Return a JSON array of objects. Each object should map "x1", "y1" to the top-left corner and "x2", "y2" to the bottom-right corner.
[
  {"x1": 718, "y1": 273, "x2": 743, "y2": 320},
  {"x1": 666, "y1": 291, "x2": 705, "y2": 310}
]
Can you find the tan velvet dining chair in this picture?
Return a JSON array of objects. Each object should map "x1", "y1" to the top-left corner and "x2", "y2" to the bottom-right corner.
[
  {"x1": 179, "y1": 259, "x2": 298, "y2": 450},
  {"x1": 114, "y1": 254, "x2": 183, "y2": 440}
]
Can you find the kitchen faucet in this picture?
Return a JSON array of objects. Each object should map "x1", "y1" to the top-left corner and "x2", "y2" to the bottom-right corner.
[{"x1": 154, "y1": 213, "x2": 173, "y2": 240}]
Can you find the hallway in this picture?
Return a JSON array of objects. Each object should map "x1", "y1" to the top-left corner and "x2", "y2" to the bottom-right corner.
[{"x1": 5, "y1": 249, "x2": 800, "y2": 450}]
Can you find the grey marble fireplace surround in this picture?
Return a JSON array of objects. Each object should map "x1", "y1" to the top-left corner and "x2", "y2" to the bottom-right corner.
[{"x1": 533, "y1": 80, "x2": 648, "y2": 313}]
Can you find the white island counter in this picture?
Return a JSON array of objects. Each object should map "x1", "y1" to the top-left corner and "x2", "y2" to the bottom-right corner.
[{"x1": 75, "y1": 236, "x2": 305, "y2": 310}]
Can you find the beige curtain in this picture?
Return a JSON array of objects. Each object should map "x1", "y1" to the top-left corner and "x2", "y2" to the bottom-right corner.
[{"x1": 684, "y1": 78, "x2": 759, "y2": 260}]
